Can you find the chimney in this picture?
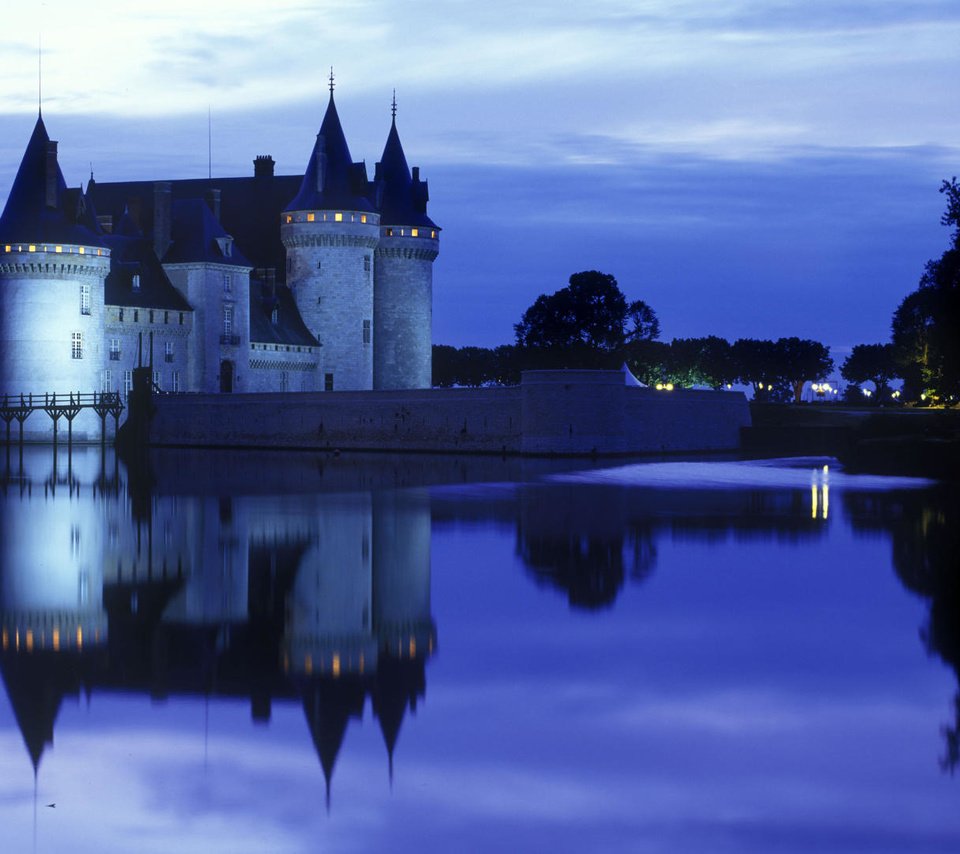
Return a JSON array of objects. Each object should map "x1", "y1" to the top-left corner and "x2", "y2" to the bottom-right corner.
[
  {"x1": 315, "y1": 135, "x2": 326, "y2": 193},
  {"x1": 45, "y1": 141, "x2": 59, "y2": 208},
  {"x1": 127, "y1": 197, "x2": 142, "y2": 230},
  {"x1": 254, "y1": 155, "x2": 275, "y2": 178},
  {"x1": 265, "y1": 267, "x2": 276, "y2": 299},
  {"x1": 205, "y1": 188, "x2": 221, "y2": 221},
  {"x1": 153, "y1": 182, "x2": 172, "y2": 259},
  {"x1": 412, "y1": 166, "x2": 420, "y2": 183}
]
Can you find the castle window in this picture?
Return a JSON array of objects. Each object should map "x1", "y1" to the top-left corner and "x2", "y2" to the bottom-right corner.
[
  {"x1": 71, "y1": 332, "x2": 83, "y2": 360},
  {"x1": 307, "y1": 213, "x2": 315, "y2": 223},
  {"x1": 4, "y1": 245, "x2": 10, "y2": 252},
  {"x1": 223, "y1": 273, "x2": 232, "y2": 294},
  {"x1": 431, "y1": 230, "x2": 436, "y2": 238},
  {"x1": 132, "y1": 274, "x2": 140, "y2": 291},
  {"x1": 285, "y1": 215, "x2": 292, "y2": 224},
  {"x1": 386, "y1": 228, "x2": 393, "y2": 237},
  {"x1": 317, "y1": 260, "x2": 321, "y2": 271},
  {"x1": 149, "y1": 310, "x2": 155, "y2": 323},
  {"x1": 119, "y1": 308, "x2": 124, "y2": 322},
  {"x1": 102, "y1": 370, "x2": 112, "y2": 392},
  {"x1": 28, "y1": 245, "x2": 36, "y2": 252},
  {"x1": 271, "y1": 306, "x2": 279, "y2": 325},
  {"x1": 110, "y1": 339, "x2": 121, "y2": 361},
  {"x1": 179, "y1": 312, "x2": 184, "y2": 325},
  {"x1": 324, "y1": 373, "x2": 334, "y2": 391},
  {"x1": 165, "y1": 342, "x2": 174, "y2": 363},
  {"x1": 411, "y1": 228, "x2": 419, "y2": 237},
  {"x1": 362, "y1": 319, "x2": 371, "y2": 344},
  {"x1": 223, "y1": 304, "x2": 233, "y2": 336},
  {"x1": 153, "y1": 370, "x2": 162, "y2": 390},
  {"x1": 334, "y1": 213, "x2": 343, "y2": 222},
  {"x1": 363, "y1": 256, "x2": 370, "y2": 272},
  {"x1": 134, "y1": 309, "x2": 139, "y2": 322},
  {"x1": 172, "y1": 370, "x2": 181, "y2": 392},
  {"x1": 80, "y1": 284, "x2": 91, "y2": 315},
  {"x1": 361, "y1": 215, "x2": 367, "y2": 224},
  {"x1": 280, "y1": 371, "x2": 289, "y2": 392},
  {"x1": 55, "y1": 245, "x2": 62, "y2": 253},
  {"x1": 124, "y1": 370, "x2": 133, "y2": 400}
]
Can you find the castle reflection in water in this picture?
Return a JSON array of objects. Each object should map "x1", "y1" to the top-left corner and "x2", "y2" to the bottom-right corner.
[
  {"x1": 0, "y1": 447, "x2": 434, "y2": 802},
  {"x1": 2, "y1": 445, "x2": 959, "y2": 807}
]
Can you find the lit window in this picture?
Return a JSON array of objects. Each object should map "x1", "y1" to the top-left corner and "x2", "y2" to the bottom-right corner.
[
  {"x1": 4, "y1": 245, "x2": 10, "y2": 252},
  {"x1": 28, "y1": 245, "x2": 35, "y2": 252},
  {"x1": 431, "y1": 230, "x2": 436, "y2": 238},
  {"x1": 285, "y1": 215, "x2": 292, "y2": 224},
  {"x1": 334, "y1": 212, "x2": 343, "y2": 222},
  {"x1": 386, "y1": 228, "x2": 393, "y2": 237},
  {"x1": 71, "y1": 332, "x2": 83, "y2": 359},
  {"x1": 360, "y1": 214, "x2": 367, "y2": 224},
  {"x1": 165, "y1": 341, "x2": 174, "y2": 363},
  {"x1": 55, "y1": 245, "x2": 62, "y2": 253},
  {"x1": 362, "y1": 319, "x2": 371, "y2": 344},
  {"x1": 79, "y1": 246, "x2": 85, "y2": 254},
  {"x1": 307, "y1": 213, "x2": 315, "y2": 222},
  {"x1": 411, "y1": 228, "x2": 418, "y2": 237},
  {"x1": 132, "y1": 274, "x2": 140, "y2": 291},
  {"x1": 80, "y1": 284, "x2": 91, "y2": 315}
]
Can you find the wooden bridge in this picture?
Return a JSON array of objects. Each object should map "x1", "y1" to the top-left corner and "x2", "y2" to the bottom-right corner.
[{"x1": 0, "y1": 391, "x2": 124, "y2": 447}]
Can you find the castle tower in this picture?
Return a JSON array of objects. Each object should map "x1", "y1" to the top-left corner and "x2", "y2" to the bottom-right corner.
[
  {"x1": 371, "y1": 97, "x2": 440, "y2": 389},
  {"x1": 0, "y1": 116, "x2": 110, "y2": 440},
  {"x1": 281, "y1": 80, "x2": 380, "y2": 391}
]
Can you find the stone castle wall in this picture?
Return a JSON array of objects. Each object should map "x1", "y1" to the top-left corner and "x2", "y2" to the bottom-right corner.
[{"x1": 137, "y1": 370, "x2": 750, "y2": 456}]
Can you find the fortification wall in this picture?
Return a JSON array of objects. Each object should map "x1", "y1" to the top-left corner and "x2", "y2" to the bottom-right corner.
[{"x1": 138, "y1": 370, "x2": 750, "y2": 456}]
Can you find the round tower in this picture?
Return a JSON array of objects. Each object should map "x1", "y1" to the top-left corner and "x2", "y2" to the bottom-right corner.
[
  {"x1": 0, "y1": 116, "x2": 110, "y2": 441},
  {"x1": 281, "y1": 82, "x2": 379, "y2": 391},
  {"x1": 372, "y1": 97, "x2": 440, "y2": 390}
]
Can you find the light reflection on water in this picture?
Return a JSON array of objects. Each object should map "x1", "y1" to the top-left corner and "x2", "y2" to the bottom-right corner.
[{"x1": 0, "y1": 447, "x2": 958, "y2": 853}]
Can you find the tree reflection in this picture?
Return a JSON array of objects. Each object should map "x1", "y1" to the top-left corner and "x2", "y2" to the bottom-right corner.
[{"x1": 846, "y1": 485, "x2": 960, "y2": 771}]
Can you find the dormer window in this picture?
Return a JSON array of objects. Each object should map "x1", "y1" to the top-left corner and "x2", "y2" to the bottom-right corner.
[
  {"x1": 132, "y1": 274, "x2": 140, "y2": 291},
  {"x1": 271, "y1": 306, "x2": 279, "y2": 325},
  {"x1": 216, "y1": 237, "x2": 233, "y2": 258}
]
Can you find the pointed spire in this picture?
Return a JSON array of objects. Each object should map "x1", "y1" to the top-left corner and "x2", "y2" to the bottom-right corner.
[
  {"x1": 391, "y1": 89, "x2": 397, "y2": 123},
  {"x1": 373, "y1": 103, "x2": 438, "y2": 230},
  {"x1": 328, "y1": 66, "x2": 335, "y2": 97}
]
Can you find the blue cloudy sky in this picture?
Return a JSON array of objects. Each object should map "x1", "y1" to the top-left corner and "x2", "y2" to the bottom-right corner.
[{"x1": 1, "y1": 0, "x2": 958, "y2": 361}]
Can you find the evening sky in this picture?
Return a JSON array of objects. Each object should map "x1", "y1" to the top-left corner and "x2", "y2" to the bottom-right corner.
[{"x1": 0, "y1": 1, "x2": 958, "y2": 363}]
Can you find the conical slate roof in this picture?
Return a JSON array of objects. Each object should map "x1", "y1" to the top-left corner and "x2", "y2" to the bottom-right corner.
[
  {"x1": 285, "y1": 93, "x2": 375, "y2": 213},
  {"x1": 374, "y1": 115, "x2": 437, "y2": 230},
  {"x1": 0, "y1": 115, "x2": 106, "y2": 246}
]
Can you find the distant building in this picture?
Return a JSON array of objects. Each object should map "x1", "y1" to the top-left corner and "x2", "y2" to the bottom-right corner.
[{"x1": 0, "y1": 85, "x2": 439, "y2": 439}]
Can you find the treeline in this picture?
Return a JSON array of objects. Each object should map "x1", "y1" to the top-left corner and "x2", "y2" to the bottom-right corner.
[{"x1": 432, "y1": 336, "x2": 834, "y2": 403}]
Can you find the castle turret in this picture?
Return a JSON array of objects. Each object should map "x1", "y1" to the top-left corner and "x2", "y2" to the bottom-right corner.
[
  {"x1": 371, "y1": 97, "x2": 439, "y2": 389},
  {"x1": 0, "y1": 116, "x2": 111, "y2": 440},
  {"x1": 281, "y1": 81, "x2": 380, "y2": 391}
]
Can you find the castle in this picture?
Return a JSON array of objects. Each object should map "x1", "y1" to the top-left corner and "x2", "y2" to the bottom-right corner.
[{"x1": 0, "y1": 81, "x2": 439, "y2": 440}]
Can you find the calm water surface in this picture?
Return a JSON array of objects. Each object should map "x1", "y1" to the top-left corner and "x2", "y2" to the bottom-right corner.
[{"x1": 0, "y1": 447, "x2": 958, "y2": 853}]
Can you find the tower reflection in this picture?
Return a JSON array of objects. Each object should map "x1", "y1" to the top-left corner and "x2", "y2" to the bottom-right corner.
[{"x1": 0, "y1": 447, "x2": 435, "y2": 802}]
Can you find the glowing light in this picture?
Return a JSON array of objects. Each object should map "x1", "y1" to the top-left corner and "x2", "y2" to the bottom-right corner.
[
  {"x1": 359, "y1": 653, "x2": 365, "y2": 674},
  {"x1": 411, "y1": 228, "x2": 419, "y2": 237},
  {"x1": 304, "y1": 654, "x2": 313, "y2": 675},
  {"x1": 334, "y1": 213, "x2": 343, "y2": 222},
  {"x1": 286, "y1": 215, "x2": 292, "y2": 223},
  {"x1": 25, "y1": 630, "x2": 34, "y2": 652},
  {"x1": 921, "y1": 393, "x2": 927, "y2": 401},
  {"x1": 55, "y1": 245, "x2": 62, "y2": 253},
  {"x1": 76, "y1": 626, "x2": 83, "y2": 650},
  {"x1": 431, "y1": 230, "x2": 436, "y2": 238},
  {"x1": 665, "y1": 383, "x2": 674, "y2": 391},
  {"x1": 811, "y1": 484, "x2": 818, "y2": 519},
  {"x1": 332, "y1": 653, "x2": 341, "y2": 677},
  {"x1": 52, "y1": 628, "x2": 60, "y2": 651},
  {"x1": 822, "y1": 484, "x2": 829, "y2": 519},
  {"x1": 28, "y1": 244, "x2": 36, "y2": 252},
  {"x1": 4, "y1": 245, "x2": 10, "y2": 252},
  {"x1": 726, "y1": 383, "x2": 732, "y2": 389},
  {"x1": 307, "y1": 213, "x2": 315, "y2": 222},
  {"x1": 1, "y1": 629, "x2": 7, "y2": 650},
  {"x1": 758, "y1": 382, "x2": 764, "y2": 390},
  {"x1": 78, "y1": 246, "x2": 84, "y2": 254},
  {"x1": 655, "y1": 383, "x2": 664, "y2": 390},
  {"x1": 361, "y1": 215, "x2": 367, "y2": 223},
  {"x1": 409, "y1": 637, "x2": 416, "y2": 658}
]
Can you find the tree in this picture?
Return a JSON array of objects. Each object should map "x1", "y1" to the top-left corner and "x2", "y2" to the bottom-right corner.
[
  {"x1": 666, "y1": 336, "x2": 735, "y2": 389},
  {"x1": 841, "y1": 343, "x2": 899, "y2": 400},
  {"x1": 515, "y1": 271, "x2": 659, "y2": 368},
  {"x1": 776, "y1": 336, "x2": 833, "y2": 404},
  {"x1": 892, "y1": 178, "x2": 960, "y2": 403},
  {"x1": 731, "y1": 338, "x2": 790, "y2": 402}
]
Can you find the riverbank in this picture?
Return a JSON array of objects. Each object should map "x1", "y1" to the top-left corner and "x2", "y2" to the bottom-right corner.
[{"x1": 744, "y1": 403, "x2": 960, "y2": 479}]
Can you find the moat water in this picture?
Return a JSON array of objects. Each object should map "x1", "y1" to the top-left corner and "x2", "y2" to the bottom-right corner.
[{"x1": 0, "y1": 447, "x2": 958, "y2": 853}]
